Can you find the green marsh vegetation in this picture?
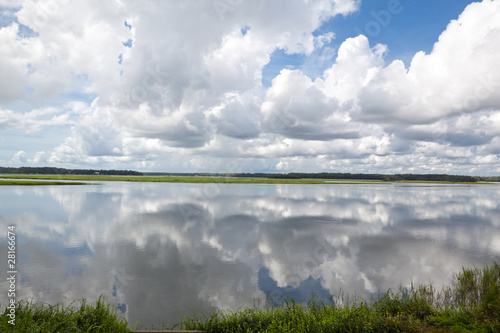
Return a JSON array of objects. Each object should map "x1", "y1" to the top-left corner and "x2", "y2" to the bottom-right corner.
[
  {"x1": 0, "y1": 179, "x2": 89, "y2": 186},
  {"x1": 2, "y1": 167, "x2": 493, "y2": 183},
  {"x1": 179, "y1": 262, "x2": 500, "y2": 332},
  {"x1": 1, "y1": 174, "x2": 492, "y2": 185},
  {"x1": 2, "y1": 262, "x2": 499, "y2": 332},
  {"x1": 0, "y1": 296, "x2": 129, "y2": 332},
  {"x1": 0, "y1": 174, "x2": 385, "y2": 185},
  {"x1": 2, "y1": 167, "x2": 497, "y2": 185}
]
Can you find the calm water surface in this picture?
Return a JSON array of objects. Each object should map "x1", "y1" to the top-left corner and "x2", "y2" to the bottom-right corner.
[{"x1": 1, "y1": 182, "x2": 499, "y2": 327}]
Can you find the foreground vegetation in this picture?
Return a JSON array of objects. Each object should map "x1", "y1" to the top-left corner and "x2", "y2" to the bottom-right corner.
[
  {"x1": 178, "y1": 262, "x2": 500, "y2": 332},
  {"x1": 0, "y1": 297, "x2": 129, "y2": 332},
  {"x1": 1, "y1": 263, "x2": 499, "y2": 332}
]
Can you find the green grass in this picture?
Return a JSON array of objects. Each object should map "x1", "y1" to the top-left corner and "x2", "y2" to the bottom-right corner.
[
  {"x1": 0, "y1": 296, "x2": 129, "y2": 332},
  {"x1": 0, "y1": 180, "x2": 90, "y2": 186},
  {"x1": 0, "y1": 174, "x2": 385, "y2": 185},
  {"x1": 178, "y1": 262, "x2": 500, "y2": 333},
  {"x1": 1, "y1": 264, "x2": 499, "y2": 332},
  {"x1": 3, "y1": 174, "x2": 489, "y2": 185}
]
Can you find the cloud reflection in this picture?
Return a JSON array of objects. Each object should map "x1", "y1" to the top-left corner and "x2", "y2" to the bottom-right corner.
[{"x1": 0, "y1": 182, "x2": 499, "y2": 327}]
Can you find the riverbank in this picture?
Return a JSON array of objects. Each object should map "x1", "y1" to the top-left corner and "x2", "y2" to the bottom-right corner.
[
  {"x1": 1, "y1": 262, "x2": 498, "y2": 332},
  {"x1": 0, "y1": 174, "x2": 493, "y2": 185},
  {"x1": 0, "y1": 179, "x2": 90, "y2": 186},
  {"x1": 0, "y1": 174, "x2": 392, "y2": 185}
]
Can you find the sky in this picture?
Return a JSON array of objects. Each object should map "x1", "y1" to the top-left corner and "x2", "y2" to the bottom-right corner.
[{"x1": 0, "y1": 0, "x2": 499, "y2": 175}]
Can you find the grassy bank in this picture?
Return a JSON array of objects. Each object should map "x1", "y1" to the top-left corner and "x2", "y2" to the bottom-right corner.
[
  {"x1": 0, "y1": 174, "x2": 385, "y2": 185},
  {"x1": 0, "y1": 296, "x2": 129, "y2": 332},
  {"x1": 1, "y1": 174, "x2": 491, "y2": 185},
  {"x1": 179, "y1": 262, "x2": 500, "y2": 332},
  {"x1": 1, "y1": 263, "x2": 499, "y2": 332},
  {"x1": 0, "y1": 179, "x2": 90, "y2": 186}
]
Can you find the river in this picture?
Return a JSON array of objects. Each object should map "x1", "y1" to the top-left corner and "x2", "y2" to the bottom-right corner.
[{"x1": 0, "y1": 182, "x2": 499, "y2": 327}]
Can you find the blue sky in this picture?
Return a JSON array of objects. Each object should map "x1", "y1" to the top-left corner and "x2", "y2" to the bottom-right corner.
[
  {"x1": 327, "y1": 0, "x2": 477, "y2": 62},
  {"x1": 263, "y1": 0, "x2": 478, "y2": 85},
  {"x1": 1, "y1": 0, "x2": 499, "y2": 175}
]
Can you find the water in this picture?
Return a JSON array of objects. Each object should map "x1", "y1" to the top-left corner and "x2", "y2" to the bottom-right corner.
[{"x1": 1, "y1": 182, "x2": 499, "y2": 327}]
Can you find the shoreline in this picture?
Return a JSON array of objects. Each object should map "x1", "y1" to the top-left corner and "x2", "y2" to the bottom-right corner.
[
  {"x1": 1, "y1": 262, "x2": 499, "y2": 332},
  {"x1": 0, "y1": 174, "x2": 495, "y2": 185}
]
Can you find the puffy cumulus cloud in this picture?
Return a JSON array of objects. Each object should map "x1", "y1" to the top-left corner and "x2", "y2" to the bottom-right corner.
[
  {"x1": 1, "y1": 0, "x2": 500, "y2": 174},
  {"x1": 321, "y1": 35, "x2": 387, "y2": 103},
  {"x1": 209, "y1": 95, "x2": 261, "y2": 139},
  {"x1": 102, "y1": 0, "x2": 360, "y2": 151},
  {"x1": 10, "y1": 149, "x2": 26, "y2": 163},
  {"x1": 0, "y1": 104, "x2": 74, "y2": 132},
  {"x1": 49, "y1": 101, "x2": 124, "y2": 161},
  {"x1": 0, "y1": 22, "x2": 37, "y2": 104},
  {"x1": 204, "y1": 28, "x2": 273, "y2": 94},
  {"x1": 1, "y1": 0, "x2": 360, "y2": 166},
  {"x1": 256, "y1": 1, "x2": 500, "y2": 173},
  {"x1": 396, "y1": 111, "x2": 500, "y2": 148},
  {"x1": 238, "y1": 0, "x2": 358, "y2": 55},
  {"x1": 357, "y1": 0, "x2": 500, "y2": 124},
  {"x1": 260, "y1": 35, "x2": 389, "y2": 142},
  {"x1": 0, "y1": 1, "x2": 129, "y2": 104},
  {"x1": 263, "y1": 69, "x2": 349, "y2": 140}
]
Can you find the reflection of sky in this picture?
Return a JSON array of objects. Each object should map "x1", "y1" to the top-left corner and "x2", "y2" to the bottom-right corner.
[
  {"x1": 258, "y1": 266, "x2": 333, "y2": 306},
  {"x1": 0, "y1": 183, "x2": 499, "y2": 327}
]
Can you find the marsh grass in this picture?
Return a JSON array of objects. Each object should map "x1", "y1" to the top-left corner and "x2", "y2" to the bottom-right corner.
[
  {"x1": 0, "y1": 174, "x2": 379, "y2": 184},
  {"x1": 0, "y1": 180, "x2": 90, "y2": 186},
  {"x1": 0, "y1": 296, "x2": 129, "y2": 332},
  {"x1": 3, "y1": 174, "x2": 461, "y2": 185},
  {"x1": 180, "y1": 262, "x2": 500, "y2": 332},
  {"x1": 2, "y1": 174, "x2": 493, "y2": 185},
  {"x1": 1, "y1": 263, "x2": 498, "y2": 332}
]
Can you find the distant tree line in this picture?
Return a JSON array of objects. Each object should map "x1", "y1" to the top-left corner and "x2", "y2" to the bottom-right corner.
[
  {"x1": 479, "y1": 176, "x2": 500, "y2": 182},
  {"x1": 0, "y1": 167, "x2": 142, "y2": 176},
  {"x1": 2, "y1": 167, "x2": 498, "y2": 182},
  {"x1": 239, "y1": 172, "x2": 482, "y2": 182},
  {"x1": 151, "y1": 172, "x2": 498, "y2": 182}
]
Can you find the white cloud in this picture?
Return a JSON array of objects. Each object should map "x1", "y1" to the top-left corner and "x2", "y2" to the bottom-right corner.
[
  {"x1": 262, "y1": 69, "x2": 348, "y2": 140},
  {"x1": 210, "y1": 96, "x2": 261, "y2": 139},
  {"x1": 0, "y1": 0, "x2": 499, "y2": 174},
  {"x1": 11, "y1": 150, "x2": 26, "y2": 163},
  {"x1": 204, "y1": 28, "x2": 272, "y2": 94},
  {"x1": 0, "y1": 23, "x2": 36, "y2": 104},
  {"x1": 357, "y1": 0, "x2": 500, "y2": 124},
  {"x1": 0, "y1": 104, "x2": 74, "y2": 132},
  {"x1": 0, "y1": 0, "x2": 23, "y2": 8}
]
